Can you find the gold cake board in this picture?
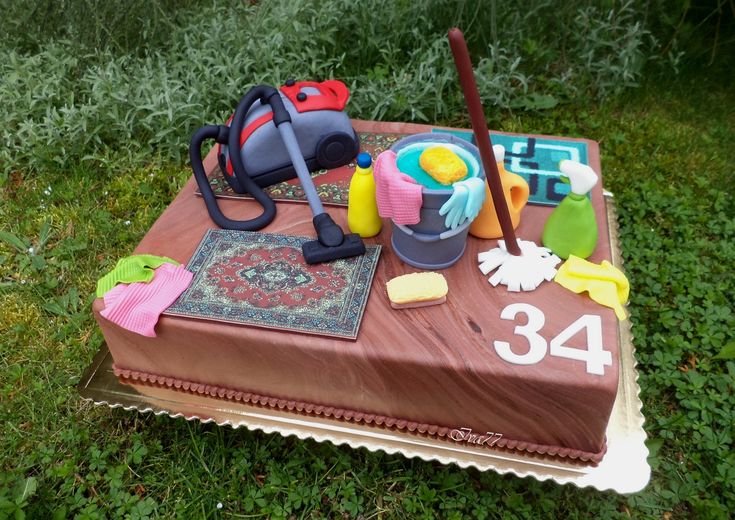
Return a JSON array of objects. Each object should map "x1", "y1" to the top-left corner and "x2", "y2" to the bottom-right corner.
[{"x1": 78, "y1": 195, "x2": 650, "y2": 494}]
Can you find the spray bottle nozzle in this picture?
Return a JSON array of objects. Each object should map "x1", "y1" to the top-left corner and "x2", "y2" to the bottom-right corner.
[{"x1": 558, "y1": 160, "x2": 598, "y2": 196}]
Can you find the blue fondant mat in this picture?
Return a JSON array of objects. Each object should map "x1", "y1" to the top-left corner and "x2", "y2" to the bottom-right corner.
[{"x1": 432, "y1": 129, "x2": 589, "y2": 206}]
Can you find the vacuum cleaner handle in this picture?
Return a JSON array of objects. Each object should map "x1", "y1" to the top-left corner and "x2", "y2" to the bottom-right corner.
[{"x1": 189, "y1": 85, "x2": 288, "y2": 231}]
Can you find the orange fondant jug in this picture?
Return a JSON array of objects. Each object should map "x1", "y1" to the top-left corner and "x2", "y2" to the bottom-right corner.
[{"x1": 469, "y1": 144, "x2": 529, "y2": 239}]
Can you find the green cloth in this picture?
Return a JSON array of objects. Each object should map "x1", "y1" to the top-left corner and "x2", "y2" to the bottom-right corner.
[{"x1": 96, "y1": 254, "x2": 180, "y2": 297}]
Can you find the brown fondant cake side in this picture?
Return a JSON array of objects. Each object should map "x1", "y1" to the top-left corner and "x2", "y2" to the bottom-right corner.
[
  {"x1": 110, "y1": 364, "x2": 607, "y2": 463},
  {"x1": 93, "y1": 120, "x2": 620, "y2": 463}
]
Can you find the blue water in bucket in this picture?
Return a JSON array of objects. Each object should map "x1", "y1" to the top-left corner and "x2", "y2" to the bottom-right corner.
[{"x1": 395, "y1": 142, "x2": 481, "y2": 189}]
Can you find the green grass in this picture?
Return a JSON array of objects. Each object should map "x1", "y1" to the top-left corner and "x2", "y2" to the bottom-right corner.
[
  {"x1": 2, "y1": 1, "x2": 735, "y2": 518},
  {"x1": 0, "y1": 0, "x2": 686, "y2": 183}
]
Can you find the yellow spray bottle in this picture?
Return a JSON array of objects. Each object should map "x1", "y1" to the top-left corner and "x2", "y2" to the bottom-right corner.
[{"x1": 348, "y1": 152, "x2": 382, "y2": 238}]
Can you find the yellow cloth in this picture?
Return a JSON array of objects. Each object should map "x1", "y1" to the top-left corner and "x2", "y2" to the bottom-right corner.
[{"x1": 554, "y1": 255, "x2": 629, "y2": 320}]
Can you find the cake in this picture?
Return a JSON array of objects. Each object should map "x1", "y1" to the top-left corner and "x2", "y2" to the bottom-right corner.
[{"x1": 92, "y1": 120, "x2": 620, "y2": 465}]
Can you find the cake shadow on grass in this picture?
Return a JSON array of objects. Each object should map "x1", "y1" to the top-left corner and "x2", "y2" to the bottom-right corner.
[{"x1": 114, "y1": 365, "x2": 606, "y2": 466}]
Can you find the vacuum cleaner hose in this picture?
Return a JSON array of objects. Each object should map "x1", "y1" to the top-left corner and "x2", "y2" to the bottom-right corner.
[
  {"x1": 189, "y1": 84, "x2": 289, "y2": 231},
  {"x1": 190, "y1": 123, "x2": 277, "y2": 230},
  {"x1": 226, "y1": 85, "x2": 290, "y2": 218}
]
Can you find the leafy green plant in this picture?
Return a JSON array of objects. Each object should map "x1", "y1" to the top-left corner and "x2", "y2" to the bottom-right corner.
[
  {"x1": 0, "y1": 476, "x2": 38, "y2": 519},
  {"x1": 0, "y1": 0, "x2": 698, "y2": 183},
  {"x1": 0, "y1": 0, "x2": 200, "y2": 56},
  {"x1": 569, "y1": 1, "x2": 654, "y2": 98},
  {"x1": 713, "y1": 341, "x2": 735, "y2": 359}
]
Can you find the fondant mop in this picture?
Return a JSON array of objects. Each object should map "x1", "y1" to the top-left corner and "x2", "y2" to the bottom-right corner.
[
  {"x1": 478, "y1": 240, "x2": 560, "y2": 292},
  {"x1": 449, "y1": 27, "x2": 557, "y2": 291}
]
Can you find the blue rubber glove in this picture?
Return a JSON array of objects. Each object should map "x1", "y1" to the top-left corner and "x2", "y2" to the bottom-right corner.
[
  {"x1": 439, "y1": 184, "x2": 469, "y2": 229},
  {"x1": 462, "y1": 177, "x2": 486, "y2": 222}
]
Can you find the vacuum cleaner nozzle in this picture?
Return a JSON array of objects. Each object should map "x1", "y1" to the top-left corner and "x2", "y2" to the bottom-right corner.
[
  {"x1": 302, "y1": 233, "x2": 366, "y2": 264},
  {"x1": 301, "y1": 213, "x2": 366, "y2": 264}
]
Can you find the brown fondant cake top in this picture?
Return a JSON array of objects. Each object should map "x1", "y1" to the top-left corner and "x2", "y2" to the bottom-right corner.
[{"x1": 130, "y1": 120, "x2": 615, "y2": 381}]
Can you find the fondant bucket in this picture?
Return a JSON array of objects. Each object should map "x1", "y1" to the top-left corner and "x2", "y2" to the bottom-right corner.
[{"x1": 389, "y1": 133, "x2": 484, "y2": 270}]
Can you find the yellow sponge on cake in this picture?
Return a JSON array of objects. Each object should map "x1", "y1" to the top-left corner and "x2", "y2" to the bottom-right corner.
[
  {"x1": 419, "y1": 146, "x2": 468, "y2": 185},
  {"x1": 386, "y1": 272, "x2": 448, "y2": 309}
]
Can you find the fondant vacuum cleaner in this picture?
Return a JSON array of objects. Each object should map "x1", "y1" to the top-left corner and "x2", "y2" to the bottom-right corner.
[{"x1": 189, "y1": 80, "x2": 365, "y2": 263}]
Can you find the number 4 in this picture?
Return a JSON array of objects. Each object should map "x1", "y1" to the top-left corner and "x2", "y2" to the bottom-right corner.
[{"x1": 550, "y1": 314, "x2": 612, "y2": 376}]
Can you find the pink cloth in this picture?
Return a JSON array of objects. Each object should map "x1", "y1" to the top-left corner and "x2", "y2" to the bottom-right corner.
[
  {"x1": 100, "y1": 262, "x2": 193, "y2": 337},
  {"x1": 373, "y1": 150, "x2": 423, "y2": 225},
  {"x1": 102, "y1": 283, "x2": 127, "y2": 307}
]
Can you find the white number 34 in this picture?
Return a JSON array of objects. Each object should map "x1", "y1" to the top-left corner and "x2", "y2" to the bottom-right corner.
[{"x1": 493, "y1": 303, "x2": 612, "y2": 375}]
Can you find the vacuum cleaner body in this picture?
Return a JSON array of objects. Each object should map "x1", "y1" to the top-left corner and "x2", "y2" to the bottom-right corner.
[
  {"x1": 217, "y1": 80, "x2": 360, "y2": 191},
  {"x1": 190, "y1": 82, "x2": 365, "y2": 263}
]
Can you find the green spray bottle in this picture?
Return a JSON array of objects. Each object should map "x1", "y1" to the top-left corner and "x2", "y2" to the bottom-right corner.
[{"x1": 542, "y1": 160, "x2": 598, "y2": 260}]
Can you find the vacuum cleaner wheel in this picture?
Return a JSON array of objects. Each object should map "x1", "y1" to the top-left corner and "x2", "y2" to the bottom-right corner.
[{"x1": 315, "y1": 131, "x2": 359, "y2": 169}]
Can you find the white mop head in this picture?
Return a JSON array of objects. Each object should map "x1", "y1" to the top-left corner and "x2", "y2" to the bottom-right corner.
[{"x1": 478, "y1": 239, "x2": 561, "y2": 292}]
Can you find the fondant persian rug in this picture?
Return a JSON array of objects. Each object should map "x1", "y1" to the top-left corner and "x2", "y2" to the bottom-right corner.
[{"x1": 164, "y1": 230, "x2": 381, "y2": 339}]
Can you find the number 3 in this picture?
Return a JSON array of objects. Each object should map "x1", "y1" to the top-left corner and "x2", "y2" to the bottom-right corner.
[
  {"x1": 493, "y1": 303, "x2": 547, "y2": 365},
  {"x1": 493, "y1": 303, "x2": 612, "y2": 375}
]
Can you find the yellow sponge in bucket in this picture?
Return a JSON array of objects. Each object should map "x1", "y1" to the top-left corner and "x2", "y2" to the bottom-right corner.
[{"x1": 419, "y1": 146, "x2": 468, "y2": 185}]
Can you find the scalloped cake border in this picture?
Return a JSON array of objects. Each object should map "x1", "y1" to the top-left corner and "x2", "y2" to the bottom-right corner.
[{"x1": 113, "y1": 365, "x2": 606, "y2": 464}]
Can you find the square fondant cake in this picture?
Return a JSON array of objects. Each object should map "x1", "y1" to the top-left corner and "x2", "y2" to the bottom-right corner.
[{"x1": 93, "y1": 121, "x2": 621, "y2": 465}]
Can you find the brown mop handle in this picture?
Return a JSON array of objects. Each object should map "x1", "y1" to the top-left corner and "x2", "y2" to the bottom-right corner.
[{"x1": 448, "y1": 27, "x2": 521, "y2": 256}]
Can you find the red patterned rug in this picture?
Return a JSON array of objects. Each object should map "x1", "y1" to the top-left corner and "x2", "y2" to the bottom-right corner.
[{"x1": 164, "y1": 230, "x2": 381, "y2": 340}]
